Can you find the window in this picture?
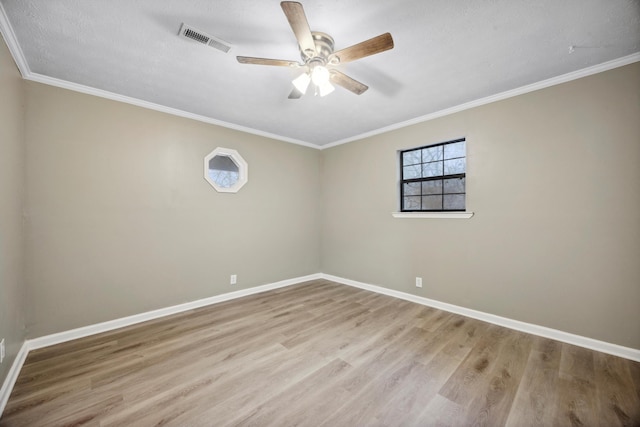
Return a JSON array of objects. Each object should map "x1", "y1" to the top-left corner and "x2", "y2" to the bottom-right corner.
[
  {"x1": 400, "y1": 138, "x2": 466, "y2": 212},
  {"x1": 204, "y1": 147, "x2": 248, "y2": 193}
]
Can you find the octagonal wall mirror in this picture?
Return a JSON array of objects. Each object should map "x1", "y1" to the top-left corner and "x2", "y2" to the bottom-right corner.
[{"x1": 204, "y1": 147, "x2": 248, "y2": 193}]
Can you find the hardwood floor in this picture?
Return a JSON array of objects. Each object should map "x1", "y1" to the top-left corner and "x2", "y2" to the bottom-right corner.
[{"x1": 2, "y1": 279, "x2": 639, "y2": 426}]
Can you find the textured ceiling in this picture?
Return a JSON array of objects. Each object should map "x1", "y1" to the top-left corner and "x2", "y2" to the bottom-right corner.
[{"x1": 1, "y1": 0, "x2": 639, "y2": 147}]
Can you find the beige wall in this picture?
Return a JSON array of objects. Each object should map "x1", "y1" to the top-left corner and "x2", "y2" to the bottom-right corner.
[
  {"x1": 0, "y1": 36, "x2": 26, "y2": 384},
  {"x1": 3, "y1": 42, "x2": 639, "y2": 354},
  {"x1": 24, "y1": 82, "x2": 321, "y2": 337},
  {"x1": 321, "y1": 62, "x2": 640, "y2": 349}
]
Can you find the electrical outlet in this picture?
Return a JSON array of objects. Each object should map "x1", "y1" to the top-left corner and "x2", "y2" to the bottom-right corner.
[
  {"x1": 0, "y1": 339, "x2": 5, "y2": 364},
  {"x1": 230, "y1": 274, "x2": 237, "y2": 285},
  {"x1": 415, "y1": 277, "x2": 423, "y2": 288}
]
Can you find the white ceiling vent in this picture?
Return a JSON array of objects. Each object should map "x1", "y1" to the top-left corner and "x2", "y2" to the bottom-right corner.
[{"x1": 178, "y1": 23, "x2": 231, "y2": 53}]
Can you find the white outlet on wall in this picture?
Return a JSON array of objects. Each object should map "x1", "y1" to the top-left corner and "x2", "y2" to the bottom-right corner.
[
  {"x1": 230, "y1": 274, "x2": 237, "y2": 285},
  {"x1": 416, "y1": 277, "x2": 423, "y2": 288},
  {"x1": 0, "y1": 339, "x2": 5, "y2": 364}
]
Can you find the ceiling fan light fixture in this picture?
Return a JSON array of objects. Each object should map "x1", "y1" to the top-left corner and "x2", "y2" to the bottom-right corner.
[
  {"x1": 318, "y1": 81, "x2": 335, "y2": 97},
  {"x1": 292, "y1": 72, "x2": 311, "y2": 94},
  {"x1": 311, "y1": 65, "x2": 330, "y2": 86}
]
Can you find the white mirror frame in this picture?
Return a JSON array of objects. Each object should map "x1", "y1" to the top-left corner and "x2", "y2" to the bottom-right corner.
[{"x1": 203, "y1": 147, "x2": 248, "y2": 193}]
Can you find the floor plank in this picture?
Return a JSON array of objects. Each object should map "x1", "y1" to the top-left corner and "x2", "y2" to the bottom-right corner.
[
  {"x1": 505, "y1": 337, "x2": 562, "y2": 426},
  {"x1": 1, "y1": 280, "x2": 638, "y2": 426}
]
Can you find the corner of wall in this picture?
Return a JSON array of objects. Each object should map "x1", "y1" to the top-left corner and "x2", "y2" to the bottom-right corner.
[{"x1": 0, "y1": 29, "x2": 28, "y2": 400}]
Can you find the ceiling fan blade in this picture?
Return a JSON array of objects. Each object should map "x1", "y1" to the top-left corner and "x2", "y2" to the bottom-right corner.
[
  {"x1": 288, "y1": 88, "x2": 303, "y2": 99},
  {"x1": 236, "y1": 56, "x2": 300, "y2": 67},
  {"x1": 281, "y1": 1, "x2": 316, "y2": 56},
  {"x1": 330, "y1": 70, "x2": 368, "y2": 95},
  {"x1": 332, "y1": 33, "x2": 394, "y2": 64}
]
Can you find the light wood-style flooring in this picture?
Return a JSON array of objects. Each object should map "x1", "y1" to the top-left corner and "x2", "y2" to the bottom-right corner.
[{"x1": 2, "y1": 280, "x2": 639, "y2": 426}]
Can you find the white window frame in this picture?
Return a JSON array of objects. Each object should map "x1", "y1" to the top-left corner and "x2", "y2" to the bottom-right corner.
[
  {"x1": 393, "y1": 138, "x2": 473, "y2": 219},
  {"x1": 204, "y1": 147, "x2": 248, "y2": 193}
]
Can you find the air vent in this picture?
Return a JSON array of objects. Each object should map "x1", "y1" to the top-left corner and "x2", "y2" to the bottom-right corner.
[{"x1": 178, "y1": 23, "x2": 232, "y2": 53}]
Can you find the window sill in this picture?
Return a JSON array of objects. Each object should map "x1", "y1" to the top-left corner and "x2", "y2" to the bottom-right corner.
[{"x1": 391, "y1": 212, "x2": 474, "y2": 219}]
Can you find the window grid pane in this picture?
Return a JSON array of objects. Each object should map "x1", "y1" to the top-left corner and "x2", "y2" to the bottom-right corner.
[
  {"x1": 444, "y1": 158, "x2": 466, "y2": 175},
  {"x1": 403, "y1": 196, "x2": 421, "y2": 210},
  {"x1": 422, "y1": 161, "x2": 443, "y2": 178},
  {"x1": 444, "y1": 141, "x2": 466, "y2": 159},
  {"x1": 422, "y1": 195, "x2": 443, "y2": 210},
  {"x1": 402, "y1": 150, "x2": 421, "y2": 166},
  {"x1": 403, "y1": 182, "x2": 421, "y2": 196},
  {"x1": 443, "y1": 194, "x2": 465, "y2": 210},
  {"x1": 422, "y1": 180, "x2": 442, "y2": 195},
  {"x1": 422, "y1": 146, "x2": 443, "y2": 163},
  {"x1": 403, "y1": 165, "x2": 421, "y2": 180},
  {"x1": 443, "y1": 177, "x2": 465, "y2": 194}
]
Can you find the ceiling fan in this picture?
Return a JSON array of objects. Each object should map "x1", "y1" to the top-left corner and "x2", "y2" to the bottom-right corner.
[{"x1": 237, "y1": 1, "x2": 394, "y2": 99}]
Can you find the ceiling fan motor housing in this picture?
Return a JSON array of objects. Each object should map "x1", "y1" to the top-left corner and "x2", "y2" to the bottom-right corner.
[{"x1": 302, "y1": 32, "x2": 335, "y2": 64}]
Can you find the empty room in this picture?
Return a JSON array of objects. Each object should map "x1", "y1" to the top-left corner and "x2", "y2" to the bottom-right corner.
[{"x1": 1, "y1": 1, "x2": 639, "y2": 425}]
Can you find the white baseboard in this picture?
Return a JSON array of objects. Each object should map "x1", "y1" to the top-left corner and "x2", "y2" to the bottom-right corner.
[
  {"x1": 29, "y1": 273, "x2": 322, "y2": 351},
  {"x1": 321, "y1": 273, "x2": 640, "y2": 362},
  {"x1": 1, "y1": 273, "x2": 320, "y2": 417},
  {"x1": 3, "y1": 270, "x2": 638, "y2": 419},
  {"x1": 0, "y1": 341, "x2": 29, "y2": 417}
]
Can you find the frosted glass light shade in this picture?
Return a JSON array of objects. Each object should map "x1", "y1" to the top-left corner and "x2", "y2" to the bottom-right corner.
[
  {"x1": 311, "y1": 66, "x2": 330, "y2": 85},
  {"x1": 292, "y1": 72, "x2": 311, "y2": 94},
  {"x1": 318, "y1": 81, "x2": 335, "y2": 97}
]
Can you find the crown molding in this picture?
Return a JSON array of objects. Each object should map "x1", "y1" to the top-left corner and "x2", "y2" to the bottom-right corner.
[
  {"x1": 1, "y1": 1, "x2": 638, "y2": 150},
  {"x1": 0, "y1": 2, "x2": 318, "y2": 150},
  {"x1": 321, "y1": 52, "x2": 640, "y2": 149},
  {"x1": 24, "y1": 72, "x2": 320, "y2": 150},
  {"x1": 0, "y1": 2, "x2": 30, "y2": 76}
]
